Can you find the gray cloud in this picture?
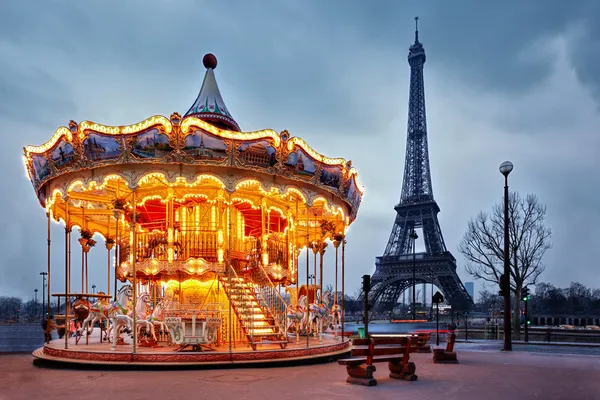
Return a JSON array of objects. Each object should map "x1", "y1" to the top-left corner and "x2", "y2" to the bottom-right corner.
[{"x1": 1, "y1": 0, "x2": 599, "y2": 300}]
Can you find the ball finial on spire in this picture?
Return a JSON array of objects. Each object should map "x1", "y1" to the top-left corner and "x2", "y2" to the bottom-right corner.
[{"x1": 203, "y1": 53, "x2": 218, "y2": 70}]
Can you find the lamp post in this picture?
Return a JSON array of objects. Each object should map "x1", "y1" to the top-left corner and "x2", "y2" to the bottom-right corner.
[
  {"x1": 92, "y1": 284, "x2": 96, "y2": 295},
  {"x1": 34, "y1": 288, "x2": 38, "y2": 303},
  {"x1": 409, "y1": 229, "x2": 419, "y2": 320},
  {"x1": 40, "y1": 272, "x2": 47, "y2": 319},
  {"x1": 499, "y1": 160, "x2": 513, "y2": 351}
]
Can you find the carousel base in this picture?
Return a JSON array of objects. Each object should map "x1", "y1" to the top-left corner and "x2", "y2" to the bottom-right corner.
[{"x1": 33, "y1": 331, "x2": 350, "y2": 369}]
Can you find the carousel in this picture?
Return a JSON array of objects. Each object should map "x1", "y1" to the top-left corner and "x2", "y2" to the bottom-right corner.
[{"x1": 25, "y1": 54, "x2": 363, "y2": 366}]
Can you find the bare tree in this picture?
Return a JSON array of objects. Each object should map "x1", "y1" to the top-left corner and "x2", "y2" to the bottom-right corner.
[{"x1": 458, "y1": 192, "x2": 552, "y2": 339}]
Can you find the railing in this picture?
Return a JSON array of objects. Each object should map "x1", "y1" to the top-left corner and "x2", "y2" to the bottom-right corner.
[
  {"x1": 127, "y1": 229, "x2": 219, "y2": 262},
  {"x1": 178, "y1": 230, "x2": 218, "y2": 260},
  {"x1": 252, "y1": 263, "x2": 289, "y2": 336},
  {"x1": 244, "y1": 234, "x2": 289, "y2": 279}
]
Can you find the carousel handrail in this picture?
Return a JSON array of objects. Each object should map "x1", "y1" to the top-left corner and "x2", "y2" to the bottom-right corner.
[
  {"x1": 253, "y1": 263, "x2": 288, "y2": 338},
  {"x1": 256, "y1": 262, "x2": 289, "y2": 307},
  {"x1": 252, "y1": 281, "x2": 287, "y2": 340}
]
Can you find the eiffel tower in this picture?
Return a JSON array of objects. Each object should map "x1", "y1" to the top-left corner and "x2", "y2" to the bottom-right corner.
[{"x1": 367, "y1": 19, "x2": 473, "y2": 314}]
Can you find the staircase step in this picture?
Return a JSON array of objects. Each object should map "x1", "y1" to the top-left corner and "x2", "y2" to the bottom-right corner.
[{"x1": 247, "y1": 332, "x2": 281, "y2": 336}]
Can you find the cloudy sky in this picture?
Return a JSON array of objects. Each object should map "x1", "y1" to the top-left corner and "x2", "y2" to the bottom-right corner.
[{"x1": 2, "y1": 0, "x2": 600, "y2": 301}]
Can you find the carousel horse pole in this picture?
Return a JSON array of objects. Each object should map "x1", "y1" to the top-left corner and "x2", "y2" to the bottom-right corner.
[{"x1": 110, "y1": 284, "x2": 133, "y2": 351}]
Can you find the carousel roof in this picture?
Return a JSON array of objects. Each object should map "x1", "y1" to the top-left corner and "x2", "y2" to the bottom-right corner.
[{"x1": 184, "y1": 54, "x2": 241, "y2": 132}]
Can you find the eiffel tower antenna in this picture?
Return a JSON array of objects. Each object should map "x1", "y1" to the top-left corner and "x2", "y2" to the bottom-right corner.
[
  {"x1": 362, "y1": 19, "x2": 473, "y2": 315},
  {"x1": 415, "y1": 16, "x2": 419, "y2": 43}
]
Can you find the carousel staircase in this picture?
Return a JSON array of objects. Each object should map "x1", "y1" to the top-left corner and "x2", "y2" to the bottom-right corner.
[{"x1": 220, "y1": 276, "x2": 288, "y2": 350}]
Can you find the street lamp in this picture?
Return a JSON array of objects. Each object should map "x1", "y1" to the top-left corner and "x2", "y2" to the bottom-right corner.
[
  {"x1": 499, "y1": 160, "x2": 513, "y2": 351},
  {"x1": 34, "y1": 288, "x2": 38, "y2": 303},
  {"x1": 40, "y1": 272, "x2": 47, "y2": 319},
  {"x1": 409, "y1": 229, "x2": 419, "y2": 320},
  {"x1": 92, "y1": 284, "x2": 96, "y2": 294}
]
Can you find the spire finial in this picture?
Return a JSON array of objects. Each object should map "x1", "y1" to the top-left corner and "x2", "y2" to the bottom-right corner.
[{"x1": 414, "y1": 16, "x2": 419, "y2": 43}]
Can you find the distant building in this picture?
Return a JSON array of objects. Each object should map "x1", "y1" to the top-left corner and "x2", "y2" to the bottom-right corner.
[{"x1": 465, "y1": 282, "x2": 474, "y2": 300}]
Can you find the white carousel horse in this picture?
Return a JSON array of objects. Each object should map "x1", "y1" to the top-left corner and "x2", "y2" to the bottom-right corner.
[
  {"x1": 79, "y1": 295, "x2": 111, "y2": 340},
  {"x1": 286, "y1": 295, "x2": 306, "y2": 342},
  {"x1": 107, "y1": 285, "x2": 134, "y2": 350},
  {"x1": 298, "y1": 294, "x2": 310, "y2": 333},
  {"x1": 148, "y1": 299, "x2": 169, "y2": 340},
  {"x1": 129, "y1": 292, "x2": 157, "y2": 341},
  {"x1": 308, "y1": 291, "x2": 332, "y2": 340},
  {"x1": 330, "y1": 302, "x2": 342, "y2": 336}
]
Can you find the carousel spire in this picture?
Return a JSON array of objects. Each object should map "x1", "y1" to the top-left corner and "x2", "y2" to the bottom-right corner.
[{"x1": 184, "y1": 53, "x2": 241, "y2": 132}]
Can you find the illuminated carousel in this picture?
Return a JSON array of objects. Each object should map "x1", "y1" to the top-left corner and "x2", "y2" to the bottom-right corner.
[{"x1": 25, "y1": 54, "x2": 363, "y2": 366}]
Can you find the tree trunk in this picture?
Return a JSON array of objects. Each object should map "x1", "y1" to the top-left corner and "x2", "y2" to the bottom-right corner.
[{"x1": 512, "y1": 287, "x2": 521, "y2": 340}]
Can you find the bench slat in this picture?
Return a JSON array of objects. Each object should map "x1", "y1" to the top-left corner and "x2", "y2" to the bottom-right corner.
[
  {"x1": 371, "y1": 337, "x2": 412, "y2": 346},
  {"x1": 352, "y1": 345, "x2": 408, "y2": 357},
  {"x1": 338, "y1": 355, "x2": 405, "y2": 365}
]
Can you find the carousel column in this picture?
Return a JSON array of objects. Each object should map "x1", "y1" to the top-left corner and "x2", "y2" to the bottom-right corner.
[
  {"x1": 166, "y1": 188, "x2": 175, "y2": 264},
  {"x1": 114, "y1": 210, "x2": 121, "y2": 301},
  {"x1": 46, "y1": 212, "x2": 51, "y2": 321},
  {"x1": 305, "y1": 206, "x2": 310, "y2": 349},
  {"x1": 106, "y1": 216, "x2": 114, "y2": 296},
  {"x1": 333, "y1": 235, "x2": 342, "y2": 339},
  {"x1": 217, "y1": 190, "x2": 225, "y2": 265},
  {"x1": 318, "y1": 240, "x2": 327, "y2": 304},
  {"x1": 286, "y1": 209, "x2": 293, "y2": 284},
  {"x1": 312, "y1": 211, "x2": 318, "y2": 303},
  {"x1": 64, "y1": 203, "x2": 71, "y2": 349},
  {"x1": 227, "y1": 193, "x2": 233, "y2": 356},
  {"x1": 295, "y1": 200, "x2": 299, "y2": 294},
  {"x1": 261, "y1": 198, "x2": 268, "y2": 268},
  {"x1": 80, "y1": 206, "x2": 86, "y2": 293},
  {"x1": 341, "y1": 234, "x2": 346, "y2": 342},
  {"x1": 132, "y1": 191, "x2": 138, "y2": 354}
]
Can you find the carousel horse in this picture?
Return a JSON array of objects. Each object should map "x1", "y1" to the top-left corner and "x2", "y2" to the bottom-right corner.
[
  {"x1": 79, "y1": 293, "x2": 112, "y2": 340},
  {"x1": 129, "y1": 292, "x2": 157, "y2": 342},
  {"x1": 308, "y1": 291, "x2": 332, "y2": 339},
  {"x1": 72, "y1": 297, "x2": 92, "y2": 343},
  {"x1": 106, "y1": 284, "x2": 134, "y2": 350},
  {"x1": 330, "y1": 301, "x2": 342, "y2": 332},
  {"x1": 148, "y1": 299, "x2": 169, "y2": 340},
  {"x1": 286, "y1": 295, "x2": 306, "y2": 339}
]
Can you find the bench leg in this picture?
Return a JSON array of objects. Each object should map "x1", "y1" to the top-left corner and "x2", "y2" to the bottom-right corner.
[
  {"x1": 433, "y1": 349, "x2": 459, "y2": 364},
  {"x1": 417, "y1": 344, "x2": 432, "y2": 353},
  {"x1": 389, "y1": 361, "x2": 418, "y2": 381},
  {"x1": 345, "y1": 364, "x2": 377, "y2": 386}
]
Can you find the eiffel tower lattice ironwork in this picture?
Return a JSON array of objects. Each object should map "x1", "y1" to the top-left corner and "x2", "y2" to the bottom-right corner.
[{"x1": 367, "y1": 19, "x2": 473, "y2": 314}]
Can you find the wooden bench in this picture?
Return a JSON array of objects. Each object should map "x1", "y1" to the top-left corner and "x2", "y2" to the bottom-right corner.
[
  {"x1": 338, "y1": 336, "x2": 419, "y2": 386},
  {"x1": 432, "y1": 332, "x2": 458, "y2": 363},
  {"x1": 409, "y1": 331, "x2": 432, "y2": 353}
]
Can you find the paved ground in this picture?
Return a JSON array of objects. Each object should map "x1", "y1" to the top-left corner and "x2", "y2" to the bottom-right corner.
[{"x1": 1, "y1": 348, "x2": 600, "y2": 400}]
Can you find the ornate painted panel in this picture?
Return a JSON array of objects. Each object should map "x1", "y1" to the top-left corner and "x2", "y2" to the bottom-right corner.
[
  {"x1": 50, "y1": 140, "x2": 76, "y2": 171},
  {"x1": 83, "y1": 133, "x2": 122, "y2": 162},
  {"x1": 130, "y1": 128, "x2": 173, "y2": 160},
  {"x1": 237, "y1": 139, "x2": 277, "y2": 168},
  {"x1": 183, "y1": 129, "x2": 228, "y2": 162}
]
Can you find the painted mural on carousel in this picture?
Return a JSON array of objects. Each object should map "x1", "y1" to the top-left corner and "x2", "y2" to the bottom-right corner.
[{"x1": 24, "y1": 117, "x2": 364, "y2": 219}]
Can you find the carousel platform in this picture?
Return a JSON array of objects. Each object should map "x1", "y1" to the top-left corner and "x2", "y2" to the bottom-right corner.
[{"x1": 33, "y1": 332, "x2": 351, "y2": 368}]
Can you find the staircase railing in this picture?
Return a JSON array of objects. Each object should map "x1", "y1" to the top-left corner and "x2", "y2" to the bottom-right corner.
[{"x1": 251, "y1": 264, "x2": 289, "y2": 339}]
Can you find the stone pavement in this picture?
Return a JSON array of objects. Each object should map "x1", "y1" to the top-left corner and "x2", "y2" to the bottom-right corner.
[{"x1": 1, "y1": 349, "x2": 599, "y2": 400}]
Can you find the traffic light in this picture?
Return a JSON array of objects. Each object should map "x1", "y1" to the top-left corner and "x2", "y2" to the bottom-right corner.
[
  {"x1": 362, "y1": 275, "x2": 371, "y2": 293},
  {"x1": 522, "y1": 286, "x2": 530, "y2": 301},
  {"x1": 498, "y1": 274, "x2": 507, "y2": 297}
]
